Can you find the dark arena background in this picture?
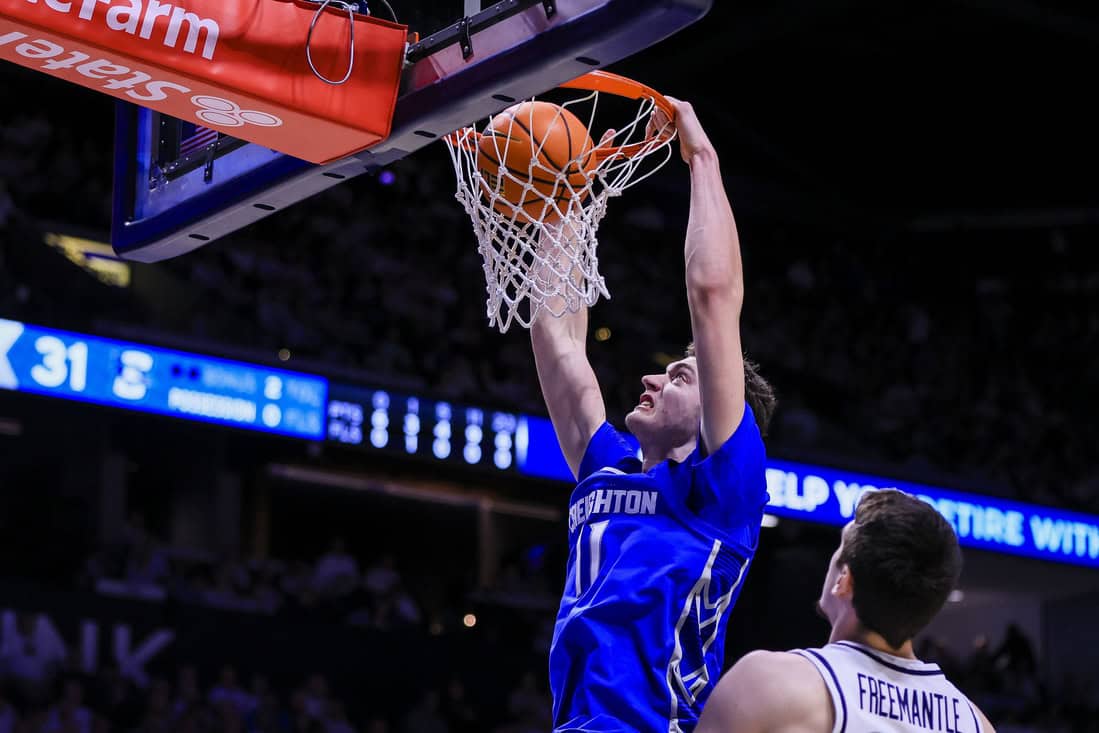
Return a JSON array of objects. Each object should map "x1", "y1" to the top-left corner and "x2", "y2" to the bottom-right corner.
[{"x1": 1, "y1": 2, "x2": 1098, "y2": 732}]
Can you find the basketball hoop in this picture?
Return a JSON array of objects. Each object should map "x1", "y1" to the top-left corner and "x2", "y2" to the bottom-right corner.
[{"x1": 445, "y1": 71, "x2": 677, "y2": 333}]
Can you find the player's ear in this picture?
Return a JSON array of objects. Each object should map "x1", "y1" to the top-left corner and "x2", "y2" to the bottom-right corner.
[{"x1": 832, "y1": 564, "x2": 854, "y2": 601}]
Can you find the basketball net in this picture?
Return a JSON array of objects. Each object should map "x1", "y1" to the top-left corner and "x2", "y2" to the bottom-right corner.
[{"x1": 445, "y1": 73, "x2": 676, "y2": 333}]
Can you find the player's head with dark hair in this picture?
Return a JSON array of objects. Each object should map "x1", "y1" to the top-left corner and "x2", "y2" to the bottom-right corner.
[
  {"x1": 624, "y1": 344, "x2": 774, "y2": 459},
  {"x1": 818, "y1": 489, "x2": 962, "y2": 650},
  {"x1": 682, "y1": 343, "x2": 775, "y2": 436}
]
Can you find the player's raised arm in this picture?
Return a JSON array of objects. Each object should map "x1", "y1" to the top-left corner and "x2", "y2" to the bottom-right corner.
[
  {"x1": 695, "y1": 651, "x2": 831, "y2": 733},
  {"x1": 669, "y1": 98, "x2": 746, "y2": 455},
  {"x1": 529, "y1": 228, "x2": 607, "y2": 480}
]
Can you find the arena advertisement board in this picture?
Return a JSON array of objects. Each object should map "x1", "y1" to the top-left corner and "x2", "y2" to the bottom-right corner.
[{"x1": 2, "y1": 316, "x2": 1096, "y2": 570}]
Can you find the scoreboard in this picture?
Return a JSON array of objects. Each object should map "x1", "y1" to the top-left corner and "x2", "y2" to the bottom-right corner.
[
  {"x1": 0, "y1": 316, "x2": 584, "y2": 481},
  {"x1": 5, "y1": 317, "x2": 1099, "y2": 570},
  {"x1": 0, "y1": 318, "x2": 325, "y2": 439},
  {"x1": 324, "y1": 383, "x2": 583, "y2": 482}
]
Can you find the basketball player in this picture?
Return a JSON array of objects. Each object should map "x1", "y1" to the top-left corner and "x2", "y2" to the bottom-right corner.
[
  {"x1": 695, "y1": 488, "x2": 998, "y2": 733},
  {"x1": 530, "y1": 98, "x2": 776, "y2": 732}
]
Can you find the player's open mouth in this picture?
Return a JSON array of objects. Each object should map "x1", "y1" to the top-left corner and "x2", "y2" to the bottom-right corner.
[{"x1": 637, "y1": 394, "x2": 654, "y2": 410}]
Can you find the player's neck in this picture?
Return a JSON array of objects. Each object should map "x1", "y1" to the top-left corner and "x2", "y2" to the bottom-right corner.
[
  {"x1": 831, "y1": 618, "x2": 917, "y2": 660},
  {"x1": 640, "y1": 439, "x2": 696, "y2": 471}
]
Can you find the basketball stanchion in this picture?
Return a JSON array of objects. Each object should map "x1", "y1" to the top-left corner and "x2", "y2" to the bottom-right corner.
[{"x1": 445, "y1": 70, "x2": 677, "y2": 333}]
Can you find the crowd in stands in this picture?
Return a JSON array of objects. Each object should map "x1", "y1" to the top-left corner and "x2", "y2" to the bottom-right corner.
[
  {"x1": 75, "y1": 511, "x2": 557, "y2": 630},
  {"x1": 0, "y1": 507, "x2": 557, "y2": 733},
  {"x1": 2, "y1": 62, "x2": 1099, "y2": 733},
  {"x1": 917, "y1": 627, "x2": 1099, "y2": 733},
  {"x1": 2, "y1": 503, "x2": 1095, "y2": 733},
  {"x1": 4, "y1": 520, "x2": 1094, "y2": 729},
  {"x1": 1, "y1": 68, "x2": 1096, "y2": 516},
  {"x1": 0, "y1": 653, "x2": 552, "y2": 733}
]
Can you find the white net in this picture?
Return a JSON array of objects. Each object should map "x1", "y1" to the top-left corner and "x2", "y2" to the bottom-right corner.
[{"x1": 445, "y1": 85, "x2": 675, "y2": 333}]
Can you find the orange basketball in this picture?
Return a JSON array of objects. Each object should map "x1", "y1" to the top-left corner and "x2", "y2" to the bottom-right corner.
[{"x1": 476, "y1": 101, "x2": 596, "y2": 222}]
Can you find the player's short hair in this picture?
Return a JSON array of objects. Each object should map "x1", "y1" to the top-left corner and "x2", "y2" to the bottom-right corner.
[
  {"x1": 839, "y1": 489, "x2": 962, "y2": 648},
  {"x1": 684, "y1": 343, "x2": 776, "y2": 436}
]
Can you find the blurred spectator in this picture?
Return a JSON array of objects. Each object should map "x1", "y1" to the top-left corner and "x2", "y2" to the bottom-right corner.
[
  {"x1": 312, "y1": 539, "x2": 359, "y2": 601},
  {"x1": 172, "y1": 666, "x2": 203, "y2": 721},
  {"x1": 964, "y1": 634, "x2": 996, "y2": 690},
  {"x1": 209, "y1": 666, "x2": 255, "y2": 718},
  {"x1": 372, "y1": 583, "x2": 422, "y2": 632},
  {"x1": 122, "y1": 517, "x2": 170, "y2": 589},
  {"x1": 300, "y1": 676, "x2": 330, "y2": 722},
  {"x1": 288, "y1": 690, "x2": 314, "y2": 733},
  {"x1": 0, "y1": 691, "x2": 16, "y2": 733},
  {"x1": 362, "y1": 555, "x2": 399, "y2": 600},
  {"x1": 245, "y1": 691, "x2": 291, "y2": 733},
  {"x1": 987, "y1": 624, "x2": 1044, "y2": 721},
  {"x1": 279, "y1": 562, "x2": 315, "y2": 601},
  {"x1": 135, "y1": 678, "x2": 173, "y2": 733},
  {"x1": 42, "y1": 678, "x2": 95, "y2": 733},
  {"x1": 0, "y1": 612, "x2": 67, "y2": 710},
  {"x1": 322, "y1": 701, "x2": 357, "y2": 733},
  {"x1": 97, "y1": 665, "x2": 143, "y2": 733}
]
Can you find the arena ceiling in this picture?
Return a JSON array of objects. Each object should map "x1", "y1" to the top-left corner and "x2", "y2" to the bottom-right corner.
[
  {"x1": 608, "y1": 0, "x2": 1099, "y2": 232},
  {"x1": 1, "y1": 0, "x2": 1094, "y2": 236}
]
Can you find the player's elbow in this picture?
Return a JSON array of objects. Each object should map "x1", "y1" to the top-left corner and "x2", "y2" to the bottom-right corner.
[
  {"x1": 686, "y1": 274, "x2": 743, "y2": 317},
  {"x1": 531, "y1": 314, "x2": 585, "y2": 356},
  {"x1": 686, "y1": 261, "x2": 742, "y2": 303}
]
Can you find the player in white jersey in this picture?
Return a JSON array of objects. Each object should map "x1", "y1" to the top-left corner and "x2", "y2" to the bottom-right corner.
[{"x1": 695, "y1": 488, "x2": 997, "y2": 733}]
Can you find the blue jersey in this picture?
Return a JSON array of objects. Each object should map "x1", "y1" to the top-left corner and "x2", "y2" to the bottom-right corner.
[{"x1": 549, "y1": 405, "x2": 769, "y2": 733}]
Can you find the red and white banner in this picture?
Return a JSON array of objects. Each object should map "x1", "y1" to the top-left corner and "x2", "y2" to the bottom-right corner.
[{"x1": 0, "y1": 0, "x2": 407, "y2": 164}]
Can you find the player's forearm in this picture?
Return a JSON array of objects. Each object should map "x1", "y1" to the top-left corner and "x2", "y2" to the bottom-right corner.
[
  {"x1": 531, "y1": 310, "x2": 605, "y2": 477},
  {"x1": 532, "y1": 298, "x2": 588, "y2": 348},
  {"x1": 683, "y1": 148, "x2": 744, "y2": 306},
  {"x1": 530, "y1": 306, "x2": 593, "y2": 407},
  {"x1": 531, "y1": 325, "x2": 603, "y2": 425}
]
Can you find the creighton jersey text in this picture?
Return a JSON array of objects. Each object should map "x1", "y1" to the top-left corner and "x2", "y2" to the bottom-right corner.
[
  {"x1": 549, "y1": 406, "x2": 768, "y2": 733},
  {"x1": 795, "y1": 642, "x2": 983, "y2": 733}
]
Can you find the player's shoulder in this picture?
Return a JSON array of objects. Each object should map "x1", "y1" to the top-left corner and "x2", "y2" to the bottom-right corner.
[
  {"x1": 734, "y1": 649, "x2": 824, "y2": 685},
  {"x1": 698, "y1": 402, "x2": 765, "y2": 461},
  {"x1": 698, "y1": 650, "x2": 831, "y2": 733},
  {"x1": 578, "y1": 421, "x2": 640, "y2": 477}
]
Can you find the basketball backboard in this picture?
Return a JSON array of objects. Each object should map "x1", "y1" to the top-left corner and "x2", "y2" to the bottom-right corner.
[{"x1": 109, "y1": 0, "x2": 711, "y2": 262}]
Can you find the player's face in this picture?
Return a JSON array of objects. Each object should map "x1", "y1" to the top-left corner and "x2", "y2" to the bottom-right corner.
[
  {"x1": 625, "y1": 357, "x2": 702, "y2": 447},
  {"x1": 817, "y1": 522, "x2": 853, "y2": 625}
]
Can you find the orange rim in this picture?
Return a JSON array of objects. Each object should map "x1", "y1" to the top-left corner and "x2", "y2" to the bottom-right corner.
[
  {"x1": 444, "y1": 70, "x2": 674, "y2": 161},
  {"x1": 559, "y1": 70, "x2": 675, "y2": 161}
]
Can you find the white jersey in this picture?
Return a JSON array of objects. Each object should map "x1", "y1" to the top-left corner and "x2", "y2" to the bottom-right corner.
[{"x1": 794, "y1": 642, "x2": 981, "y2": 733}]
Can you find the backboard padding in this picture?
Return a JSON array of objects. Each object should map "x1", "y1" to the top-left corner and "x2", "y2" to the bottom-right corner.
[{"x1": 111, "y1": 0, "x2": 712, "y2": 262}]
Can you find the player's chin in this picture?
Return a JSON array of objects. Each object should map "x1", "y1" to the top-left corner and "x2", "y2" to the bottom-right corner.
[{"x1": 624, "y1": 407, "x2": 651, "y2": 430}]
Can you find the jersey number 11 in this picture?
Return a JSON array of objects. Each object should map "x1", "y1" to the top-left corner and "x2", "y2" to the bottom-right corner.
[{"x1": 575, "y1": 520, "x2": 609, "y2": 595}]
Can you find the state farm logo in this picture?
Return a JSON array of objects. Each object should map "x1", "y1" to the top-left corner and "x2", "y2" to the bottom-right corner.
[
  {"x1": 191, "y1": 95, "x2": 282, "y2": 128},
  {"x1": 21, "y1": 0, "x2": 221, "y2": 60}
]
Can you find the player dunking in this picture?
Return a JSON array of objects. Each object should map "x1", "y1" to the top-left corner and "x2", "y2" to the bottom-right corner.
[
  {"x1": 530, "y1": 98, "x2": 776, "y2": 732},
  {"x1": 695, "y1": 488, "x2": 998, "y2": 733}
]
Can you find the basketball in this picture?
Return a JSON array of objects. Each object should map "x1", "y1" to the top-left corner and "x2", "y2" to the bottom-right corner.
[{"x1": 476, "y1": 101, "x2": 596, "y2": 221}]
